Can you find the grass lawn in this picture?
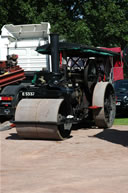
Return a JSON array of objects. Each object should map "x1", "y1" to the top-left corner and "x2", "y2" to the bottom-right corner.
[{"x1": 114, "y1": 118, "x2": 128, "y2": 125}]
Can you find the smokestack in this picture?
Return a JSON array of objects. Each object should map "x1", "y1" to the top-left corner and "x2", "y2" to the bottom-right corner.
[{"x1": 50, "y1": 34, "x2": 59, "y2": 73}]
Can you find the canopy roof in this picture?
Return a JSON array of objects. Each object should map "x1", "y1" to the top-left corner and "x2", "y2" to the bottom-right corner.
[
  {"x1": 1, "y1": 22, "x2": 50, "y2": 40},
  {"x1": 100, "y1": 47, "x2": 122, "y2": 53},
  {"x1": 36, "y1": 42, "x2": 119, "y2": 57}
]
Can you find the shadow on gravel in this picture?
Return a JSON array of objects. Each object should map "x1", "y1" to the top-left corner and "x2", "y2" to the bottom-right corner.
[
  {"x1": 6, "y1": 133, "x2": 21, "y2": 140},
  {"x1": 92, "y1": 129, "x2": 128, "y2": 147},
  {"x1": 72, "y1": 122, "x2": 93, "y2": 130},
  {"x1": 6, "y1": 133, "x2": 73, "y2": 141}
]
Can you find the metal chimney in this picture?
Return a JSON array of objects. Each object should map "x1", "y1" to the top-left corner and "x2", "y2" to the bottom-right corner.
[{"x1": 50, "y1": 34, "x2": 59, "y2": 73}]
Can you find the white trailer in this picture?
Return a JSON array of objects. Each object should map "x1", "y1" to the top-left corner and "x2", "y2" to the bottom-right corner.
[{"x1": 0, "y1": 22, "x2": 51, "y2": 72}]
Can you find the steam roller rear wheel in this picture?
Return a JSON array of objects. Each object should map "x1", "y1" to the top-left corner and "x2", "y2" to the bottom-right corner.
[
  {"x1": 92, "y1": 82, "x2": 116, "y2": 128},
  {"x1": 15, "y1": 98, "x2": 73, "y2": 140}
]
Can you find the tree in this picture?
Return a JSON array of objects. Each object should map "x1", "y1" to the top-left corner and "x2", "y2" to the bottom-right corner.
[
  {"x1": 0, "y1": 0, "x2": 8, "y2": 29},
  {"x1": 0, "y1": 0, "x2": 38, "y2": 29},
  {"x1": 0, "y1": 0, "x2": 128, "y2": 76},
  {"x1": 0, "y1": 0, "x2": 128, "y2": 48},
  {"x1": 81, "y1": 0, "x2": 128, "y2": 48}
]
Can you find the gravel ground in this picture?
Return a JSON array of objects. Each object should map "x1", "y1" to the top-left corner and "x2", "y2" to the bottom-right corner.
[{"x1": 0, "y1": 124, "x2": 128, "y2": 193}]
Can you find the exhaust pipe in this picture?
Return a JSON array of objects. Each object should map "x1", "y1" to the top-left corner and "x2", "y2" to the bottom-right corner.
[{"x1": 50, "y1": 34, "x2": 59, "y2": 74}]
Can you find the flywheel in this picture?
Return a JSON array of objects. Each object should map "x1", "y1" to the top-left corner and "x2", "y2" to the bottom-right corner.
[{"x1": 84, "y1": 59, "x2": 98, "y2": 93}]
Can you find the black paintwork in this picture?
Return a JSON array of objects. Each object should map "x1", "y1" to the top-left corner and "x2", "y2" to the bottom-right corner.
[{"x1": 114, "y1": 79, "x2": 128, "y2": 115}]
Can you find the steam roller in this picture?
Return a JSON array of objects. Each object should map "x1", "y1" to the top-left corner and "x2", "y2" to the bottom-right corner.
[{"x1": 14, "y1": 34, "x2": 119, "y2": 140}]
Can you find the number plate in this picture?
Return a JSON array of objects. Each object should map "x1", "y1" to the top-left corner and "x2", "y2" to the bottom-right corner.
[{"x1": 22, "y1": 92, "x2": 35, "y2": 97}]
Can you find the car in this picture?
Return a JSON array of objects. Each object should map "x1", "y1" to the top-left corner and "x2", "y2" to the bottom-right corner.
[{"x1": 114, "y1": 79, "x2": 128, "y2": 116}]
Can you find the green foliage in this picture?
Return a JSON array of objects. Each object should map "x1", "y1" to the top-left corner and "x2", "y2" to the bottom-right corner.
[
  {"x1": 0, "y1": 0, "x2": 37, "y2": 28},
  {"x1": 0, "y1": 0, "x2": 128, "y2": 49},
  {"x1": 82, "y1": 0, "x2": 128, "y2": 47},
  {"x1": 0, "y1": 0, "x2": 8, "y2": 27},
  {"x1": 0, "y1": 0, "x2": 127, "y2": 76}
]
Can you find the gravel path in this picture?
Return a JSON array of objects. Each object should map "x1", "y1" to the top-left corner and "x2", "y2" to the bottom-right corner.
[{"x1": 0, "y1": 125, "x2": 128, "y2": 193}]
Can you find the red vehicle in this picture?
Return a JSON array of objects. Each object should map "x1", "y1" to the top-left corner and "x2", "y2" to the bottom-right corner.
[{"x1": 101, "y1": 47, "x2": 124, "y2": 81}]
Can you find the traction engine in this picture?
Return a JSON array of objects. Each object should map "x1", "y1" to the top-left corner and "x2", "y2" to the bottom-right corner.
[{"x1": 15, "y1": 34, "x2": 118, "y2": 140}]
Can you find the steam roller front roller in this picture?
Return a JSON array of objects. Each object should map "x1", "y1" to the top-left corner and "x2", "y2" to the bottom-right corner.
[
  {"x1": 15, "y1": 98, "x2": 73, "y2": 140},
  {"x1": 92, "y1": 82, "x2": 116, "y2": 128}
]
